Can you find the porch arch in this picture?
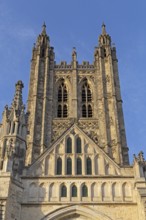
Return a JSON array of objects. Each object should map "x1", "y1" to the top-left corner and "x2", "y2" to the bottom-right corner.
[{"x1": 42, "y1": 205, "x2": 113, "y2": 220}]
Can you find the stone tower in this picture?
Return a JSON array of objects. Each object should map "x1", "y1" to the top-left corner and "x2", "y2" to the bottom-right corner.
[
  {"x1": 0, "y1": 24, "x2": 146, "y2": 220},
  {"x1": 26, "y1": 23, "x2": 129, "y2": 166}
]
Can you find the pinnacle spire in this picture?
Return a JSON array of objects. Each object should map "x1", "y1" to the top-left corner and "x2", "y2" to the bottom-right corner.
[
  {"x1": 42, "y1": 22, "x2": 46, "y2": 35},
  {"x1": 72, "y1": 47, "x2": 77, "y2": 56},
  {"x1": 12, "y1": 80, "x2": 24, "y2": 110},
  {"x1": 102, "y1": 23, "x2": 106, "y2": 35}
]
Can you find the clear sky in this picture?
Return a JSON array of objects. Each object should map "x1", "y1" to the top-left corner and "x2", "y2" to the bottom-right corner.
[{"x1": 0, "y1": 0, "x2": 146, "y2": 162}]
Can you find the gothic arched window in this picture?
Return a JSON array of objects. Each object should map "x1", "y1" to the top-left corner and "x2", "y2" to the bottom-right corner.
[
  {"x1": 82, "y1": 105, "x2": 86, "y2": 117},
  {"x1": 86, "y1": 157, "x2": 92, "y2": 175},
  {"x1": 76, "y1": 137, "x2": 81, "y2": 153},
  {"x1": 66, "y1": 137, "x2": 72, "y2": 153},
  {"x1": 81, "y1": 80, "x2": 93, "y2": 118},
  {"x1": 88, "y1": 105, "x2": 92, "y2": 117},
  {"x1": 61, "y1": 185, "x2": 67, "y2": 197},
  {"x1": 72, "y1": 185, "x2": 77, "y2": 197},
  {"x1": 82, "y1": 185, "x2": 88, "y2": 197},
  {"x1": 63, "y1": 105, "x2": 67, "y2": 117},
  {"x1": 57, "y1": 105, "x2": 62, "y2": 118},
  {"x1": 57, "y1": 157, "x2": 62, "y2": 175},
  {"x1": 57, "y1": 80, "x2": 68, "y2": 118},
  {"x1": 67, "y1": 157, "x2": 72, "y2": 175},
  {"x1": 77, "y1": 158, "x2": 82, "y2": 175}
]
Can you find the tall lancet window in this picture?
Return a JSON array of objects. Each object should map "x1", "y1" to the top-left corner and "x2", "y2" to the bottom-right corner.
[
  {"x1": 86, "y1": 157, "x2": 92, "y2": 175},
  {"x1": 76, "y1": 137, "x2": 81, "y2": 153},
  {"x1": 81, "y1": 80, "x2": 93, "y2": 118},
  {"x1": 57, "y1": 157, "x2": 62, "y2": 175},
  {"x1": 66, "y1": 137, "x2": 72, "y2": 153},
  {"x1": 67, "y1": 157, "x2": 72, "y2": 175},
  {"x1": 61, "y1": 185, "x2": 67, "y2": 197},
  {"x1": 77, "y1": 158, "x2": 82, "y2": 175},
  {"x1": 57, "y1": 80, "x2": 68, "y2": 118},
  {"x1": 72, "y1": 185, "x2": 77, "y2": 197},
  {"x1": 82, "y1": 185, "x2": 88, "y2": 197}
]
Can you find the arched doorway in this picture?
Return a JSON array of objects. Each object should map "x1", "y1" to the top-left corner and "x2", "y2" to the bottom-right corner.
[{"x1": 42, "y1": 205, "x2": 113, "y2": 220}]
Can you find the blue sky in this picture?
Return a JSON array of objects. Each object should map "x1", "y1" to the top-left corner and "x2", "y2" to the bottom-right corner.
[{"x1": 0, "y1": 0, "x2": 146, "y2": 162}]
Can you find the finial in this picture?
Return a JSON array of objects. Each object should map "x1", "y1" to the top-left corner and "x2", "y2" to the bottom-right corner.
[
  {"x1": 15, "y1": 80, "x2": 24, "y2": 89},
  {"x1": 102, "y1": 22, "x2": 106, "y2": 35},
  {"x1": 42, "y1": 22, "x2": 46, "y2": 34},
  {"x1": 72, "y1": 47, "x2": 77, "y2": 68},
  {"x1": 72, "y1": 47, "x2": 76, "y2": 55},
  {"x1": 11, "y1": 81, "x2": 24, "y2": 110}
]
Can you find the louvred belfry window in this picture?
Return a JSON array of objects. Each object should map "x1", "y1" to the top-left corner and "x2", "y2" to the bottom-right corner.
[
  {"x1": 57, "y1": 80, "x2": 68, "y2": 118},
  {"x1": 81, "y1": 80, "x2": 93, "y2": 118}
]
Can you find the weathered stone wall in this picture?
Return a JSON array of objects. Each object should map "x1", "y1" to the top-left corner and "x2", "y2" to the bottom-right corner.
[
  {"x1": 5, "y1": 180, "x2": 23, "y2": 220},
  {"x1": 20, "y1": 203, "x2": 139, "y2": 220}
]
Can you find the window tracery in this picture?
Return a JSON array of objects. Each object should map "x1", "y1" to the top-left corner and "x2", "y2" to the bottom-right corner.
[
  {"x1": 81, "y1": 80, "x2": 93, "y2": 118},
  {"x1": 57, "y1": 80, "x2": 68, "y2": 118}
]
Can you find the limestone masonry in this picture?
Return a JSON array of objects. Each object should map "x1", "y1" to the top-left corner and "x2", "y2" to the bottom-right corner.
[{"x1": 0, "y1": 24, "x2": 146, "y2": 220}]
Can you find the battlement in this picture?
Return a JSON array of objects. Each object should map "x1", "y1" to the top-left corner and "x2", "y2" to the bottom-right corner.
[{"x1": 54, "y1": 60, "x2": 95, "y2": 70}]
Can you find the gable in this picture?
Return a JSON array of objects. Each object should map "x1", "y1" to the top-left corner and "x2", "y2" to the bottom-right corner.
[{"x1": 26, "y1": 124, "x2": 121, "y2": 177}]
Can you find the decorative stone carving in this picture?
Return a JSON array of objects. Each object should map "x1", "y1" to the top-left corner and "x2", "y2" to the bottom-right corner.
[
  {"x1": 78, "y1": 120, "x2": 99, "y2": 144},
  {"x1": 52, "y1": 119, "x2": 73, "y2": 142},
  {"x1": 133, "y1": 151, "x2": 146, "y2": 165},
  {"x1": 78, "y1": 74, "x2": 95, "y2": 83},
  {"x1": 55, "y1": 75, "x2": 71, "y2": 83}
]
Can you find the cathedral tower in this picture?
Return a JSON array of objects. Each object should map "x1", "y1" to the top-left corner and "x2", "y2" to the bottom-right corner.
[
  {"x1": 26, "y1": 23, "x2": 55, "y2": 164},
  {"x1": 0, "y1": 24, "x2": 146, "y2": 220},
  {"x1": 26, "y1": 24, "x2": 129, "y2": 166}
]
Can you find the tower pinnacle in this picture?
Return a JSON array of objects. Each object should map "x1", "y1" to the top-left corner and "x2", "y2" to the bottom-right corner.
[
  {"x1": 102, "y1": 23, "x2": 106, "y2": 35},
  {"x1": 98, "y1": 23, "x2": 111, "y2": 46},
  {"x1": 12, "y1": 80, "x2": 24, "y2": 110},
  {"x1": 42, "y1": 22, "x2": 47, "y2": 35}
]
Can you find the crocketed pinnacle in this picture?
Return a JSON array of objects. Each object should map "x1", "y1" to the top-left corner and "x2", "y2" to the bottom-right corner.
[{"x1": 12, "y1": 80, "x2": 24, "y2": 110}]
